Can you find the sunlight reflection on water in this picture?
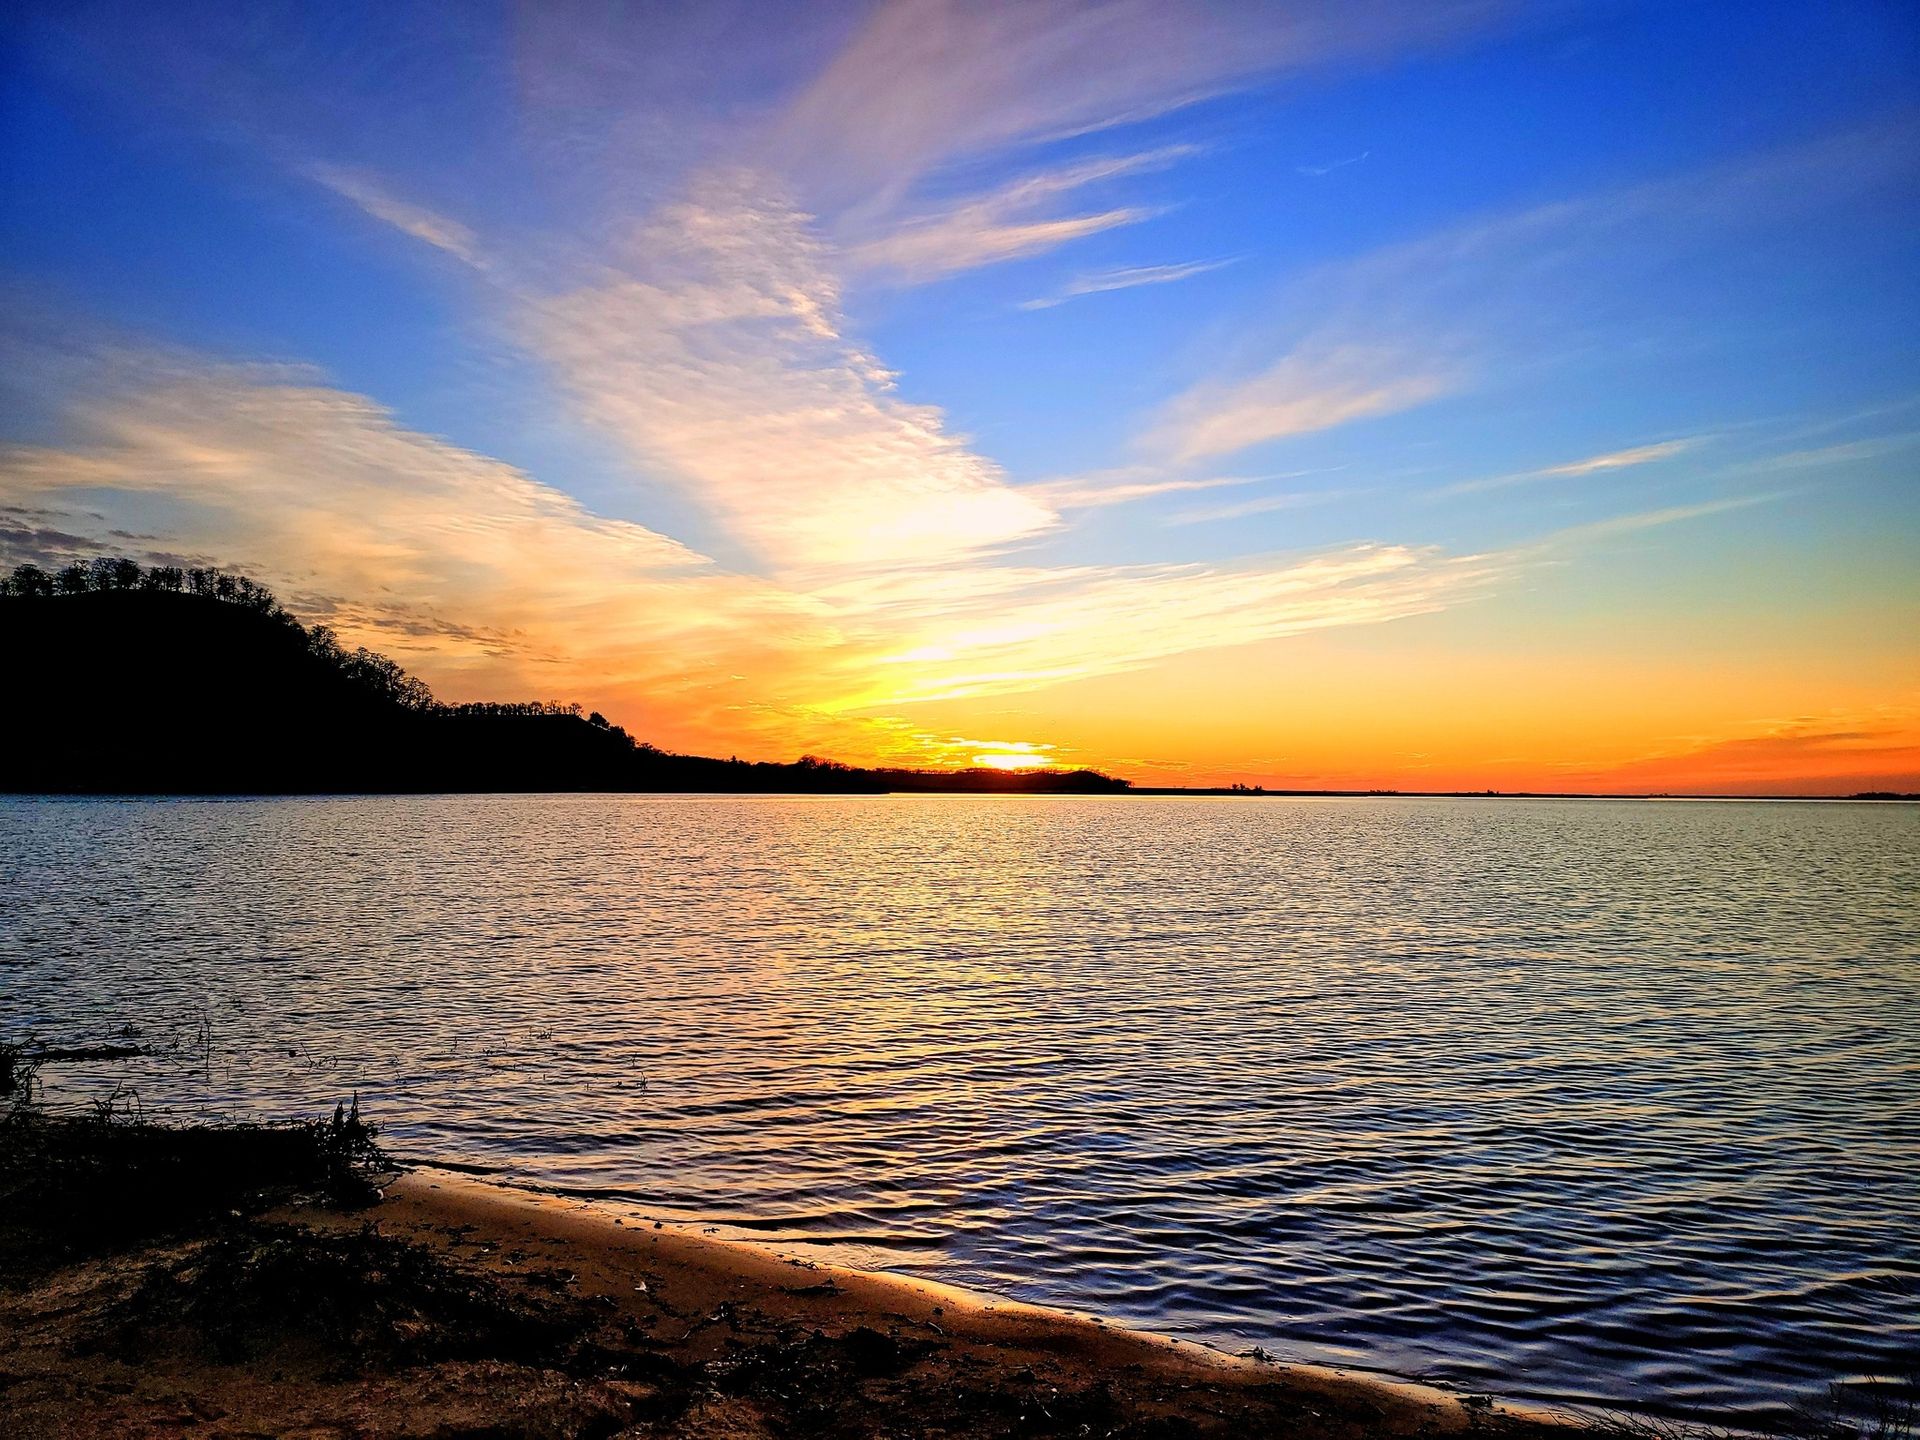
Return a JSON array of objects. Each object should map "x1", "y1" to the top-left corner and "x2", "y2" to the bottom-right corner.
[{"x1": 3, "y1": 794, "x2": 1917, "y2": 1416}]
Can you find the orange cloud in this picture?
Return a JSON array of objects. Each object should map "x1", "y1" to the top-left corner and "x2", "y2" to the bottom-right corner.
[
  {"x1": 1, "y1": 345, "x2": 1520, "y2": 769},
  {"x1": 1558, "y1": 714, "x2": 1920, "y2": 796}
]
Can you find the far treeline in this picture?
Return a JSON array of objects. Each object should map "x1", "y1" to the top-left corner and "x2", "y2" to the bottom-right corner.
[{"x1": 0, "y1": 558, "x2": 1131, "y2": 796}]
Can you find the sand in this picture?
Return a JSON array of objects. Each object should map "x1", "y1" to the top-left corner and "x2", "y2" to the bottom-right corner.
[{"x1": 0, "y1": 1146, "x2": 1579, "y2": 1439}]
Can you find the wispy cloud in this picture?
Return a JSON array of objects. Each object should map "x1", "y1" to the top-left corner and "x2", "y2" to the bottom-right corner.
[
  {"x1": 1170, "y1": 488, "x2": 1347, "y2": 526},
  {"x1": 1297, "y1": 150, "x2": 1370, "y2": 177},
  {"x1": 1019, "y1": 466, "x2": 1271, "y2": 510},
  {"x1": 1147, "y1": 345, "x2": 1459, "y2": 462},
  {"x1": 1020, "y1": 256, "x2": 1236, "y2": 310},
  {"x1": 1152, "y1": 118, "x2": 1920, "y2": 474},
  {"x1": 1741, "y1": 431, "x2": 1920, "y2": 472},
  {"x1": 1536, "y1": 439, "x2": 1699, "y2": 477},
  {"x1": 527, "y1": 173, "x2": 1058, "y2": 571},
  {"x1": 1534, "y1": 494, "x2": 1780, "y2": 548},
  {"x1": 1440, "y1": 437, "x2": 1702, "y2": 496},
  {"x1": 1020, "y1": 465, "x2": 1346, "y2": 521},
  {"x1": 308, "y1": 164, "x2": 486, "y2": 269},
  {"x1": 26, "y1": 0, "x2": 1908, "y2": 790},
  {"x1": 831, "y1": 543, "x2": 1505, "y2": 707},
  {"x1": 3, "y1": 337, "x2": 1526, "y2": 761},
  {"x1": 775, "y1": 0, "x2": 1505, "y2": 209},
  {"x1": 855, "y1": 207, "x2": 1153, "y2": 283},
  {"x1": 0, "y1": 352, "x2": 800, "y2": 727},
  {"x1": 17, "y1": 332, "x2": 1832, "y2": 782},
  {"x1": 846, "y1": 147, "x2": 1194, "y2": 283}
]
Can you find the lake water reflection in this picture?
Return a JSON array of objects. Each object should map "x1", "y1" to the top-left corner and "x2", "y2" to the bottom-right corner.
[{"x1": 3, "y1": 794, "x2": 1916, "y2": 1416}]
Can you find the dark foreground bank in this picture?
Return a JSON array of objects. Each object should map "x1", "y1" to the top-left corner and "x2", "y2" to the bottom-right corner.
[
  {"x1": 0, "y1": 564, "x2": 1127, "y2": 795},
  {"x1": 0, "y1": 1103, "x2": 1581, "y2": 1440}
]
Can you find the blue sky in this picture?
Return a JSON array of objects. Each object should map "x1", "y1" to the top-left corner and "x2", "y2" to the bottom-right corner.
[{"x1": 2, "y1": 0, "x2": 1917, "y2": 789}]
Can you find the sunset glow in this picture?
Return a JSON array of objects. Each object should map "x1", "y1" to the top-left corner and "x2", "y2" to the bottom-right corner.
[
  {"x1": 2, "y1": 1, "x2": 1916, "y2": 794},
  {"x1": 4, "y1": 9, "x2": 1919, "y2": 1421},
  {"x1": 973, "y1": 753, "x2": 1052, "y2": 772}
]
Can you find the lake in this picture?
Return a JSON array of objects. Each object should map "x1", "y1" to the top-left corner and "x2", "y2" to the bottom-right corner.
[{"x1": 3, "y1": 793, "x2": 1915, "y2": 1417}]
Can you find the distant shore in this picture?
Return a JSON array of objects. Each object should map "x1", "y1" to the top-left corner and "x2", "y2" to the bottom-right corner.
[
  {"x1": 5, "y1": 786, "x2": 1914, "y2": 801},
  {"x1": 1, "y1": 1107, "x2": 1573, "y2": 1440},
  {"x1": 12, "y1": 573, "x2": 1913, "y2": 803},
  {"x1": 1115, "y1": 787, "x2": 1919, "y2": 801}
]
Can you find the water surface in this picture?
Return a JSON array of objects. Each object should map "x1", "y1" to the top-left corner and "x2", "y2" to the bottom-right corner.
[{"x1": 3, "y1": 794, "x2": 1916, "y2": 1416}]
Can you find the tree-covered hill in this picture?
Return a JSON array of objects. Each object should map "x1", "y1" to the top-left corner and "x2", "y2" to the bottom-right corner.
[{"x1": 0, "y1": 560, "x2": 1130, "y2": 796}]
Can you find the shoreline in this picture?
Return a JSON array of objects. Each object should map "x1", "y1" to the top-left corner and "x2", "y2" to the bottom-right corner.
[
  {"x1": 382, "y1": 1164, "x2": 1575, "y2": 1429},
  {"x1": 1, "y1": 1105, "x2": 1579, "y2": 1438},
  {"x1": 4, "y1": 787, "x2": 1916, "y2": 802}
]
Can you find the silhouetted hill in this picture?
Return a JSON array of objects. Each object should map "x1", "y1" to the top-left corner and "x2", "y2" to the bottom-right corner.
[{"x1": 0, "y1": 562, "x2": 1130, "y2": 796}]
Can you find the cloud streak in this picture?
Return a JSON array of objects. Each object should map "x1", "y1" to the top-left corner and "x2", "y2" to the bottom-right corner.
[
  {"x1": 1018, "y1": 466, "x2": 1273, "y2": 510},
  {"x1": 1020, "y1": 256, "x2": 1236, "y2": 309},
  {"x1": 846, "y1": 147, "x2": 1195, "y2": 283},
  {"x1": 0, "y1": 354, "x2": 816, "y2": 735},
  {"x1": 15, "y1": 0, "x2": 1908, "y2": 793},
  {"x1": 1170, "y1": 488, "x2": 1347, "y2": 526},
  {"x1": 308, "y1": 164, "x2": 486, "y2": 269},
  {"x1": 1148, "y1": 346, "x2": 1459, "y2": 462},
  {"x1": 1532, "y1": 494, "x2": 1780, "y2": 548},
  {"x1": 526, "y1": 173, "x2": 1059, "y2": 572},
  {"x1": 1149, "y1": 117, "x2": 1920, "y2": 474},
  {"x1": 1297, "y1": 150, "x2": 1370, "y2": 177},
  {"x1": 2, "y1": 340, "x2": 1522, "y2": 763},
  {"x1": 775, "y1": 0, "x2": 1508, "y2": 208},
  {"x1": 1440, "y1": 438, "x2": 1702, "y2": 495},
  {"x1": 825, "y1": 543, "x2": 1504, "y2": 708}
]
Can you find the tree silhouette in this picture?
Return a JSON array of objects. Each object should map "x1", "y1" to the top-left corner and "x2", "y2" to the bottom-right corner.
[
  {"x1": 3, "y1": 555, "x2": 1133, "y2": 796},
  {"x1": 5, "y1": 564, "x2": 53, "y2": 597}
]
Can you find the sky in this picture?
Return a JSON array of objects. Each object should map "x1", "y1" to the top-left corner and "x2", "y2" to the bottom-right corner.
[{"x1": 2, "y1": 0, "x2": 1917, "y2": 794}]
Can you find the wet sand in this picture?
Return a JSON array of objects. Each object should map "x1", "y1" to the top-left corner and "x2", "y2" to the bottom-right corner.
[{"x1": 2, "y1": 1151, "x2": 1572, "y2": 1439}]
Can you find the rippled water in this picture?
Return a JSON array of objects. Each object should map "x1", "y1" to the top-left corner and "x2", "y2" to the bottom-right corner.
[{"x1": 3, "y1": 794, "x2": 1916, "y2": 1415}]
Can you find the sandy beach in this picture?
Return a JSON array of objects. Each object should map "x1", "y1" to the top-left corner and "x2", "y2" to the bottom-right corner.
[{"x1": 1, "y1": 1112, "x2": 1571, "y2": 1440}]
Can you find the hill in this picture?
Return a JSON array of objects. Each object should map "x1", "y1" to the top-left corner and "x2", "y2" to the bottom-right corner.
[{"x1": 0, "y1": 560, "x2": 1130, "y2": 796}]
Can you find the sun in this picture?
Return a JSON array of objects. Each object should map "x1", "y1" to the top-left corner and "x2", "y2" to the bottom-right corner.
[{"x1": 973, "y1": 752, "x2": 1050, "y2": 771}]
